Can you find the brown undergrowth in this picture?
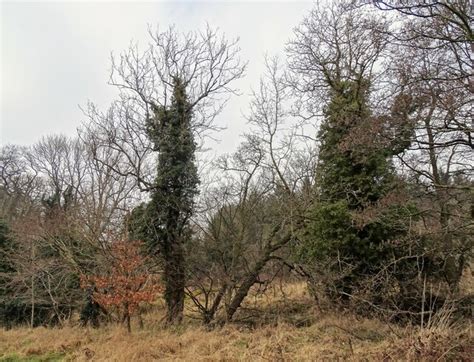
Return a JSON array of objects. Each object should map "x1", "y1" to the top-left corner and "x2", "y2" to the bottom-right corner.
[{"x1": 1, "y1": 283, "x2": 471, "y2": 361}]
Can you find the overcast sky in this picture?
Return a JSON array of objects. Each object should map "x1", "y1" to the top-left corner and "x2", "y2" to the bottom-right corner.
[{"x1": 1, "y1": 1, "x2": 313, "y2": 154}]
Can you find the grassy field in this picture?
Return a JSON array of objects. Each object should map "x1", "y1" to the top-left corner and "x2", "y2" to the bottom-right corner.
[{"x1": 1, "y1": 283, "x2": 472, "y2": 361}]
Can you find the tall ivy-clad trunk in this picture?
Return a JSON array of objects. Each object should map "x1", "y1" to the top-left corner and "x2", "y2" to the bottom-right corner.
[
  {"x1": 302, "y1": 79, "x2": 416, "y2": 304},
  {"x1": 163, "y1": 241, "x2": 185, "y2": 323},
  {"x1": 135, "y1": 77, "x2": 199, "y2": 325}
]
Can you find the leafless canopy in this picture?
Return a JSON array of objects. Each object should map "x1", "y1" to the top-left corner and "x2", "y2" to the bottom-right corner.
[{"x1": 287, "y1": 1, "x2": 390, "y2": 118}]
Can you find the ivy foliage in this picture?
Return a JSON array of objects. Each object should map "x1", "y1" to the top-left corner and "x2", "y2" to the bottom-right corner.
[{"x1": 300, "y1": 79, "x2": 421, "y2": 306}]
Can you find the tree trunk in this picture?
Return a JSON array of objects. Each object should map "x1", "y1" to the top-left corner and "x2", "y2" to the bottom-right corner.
[
  {"x1": 138, "y1": 310, "x2": 144, "y2": 329},
  {"x1": 30, "y1": 274, "x2": 35, "y2": 328},
  {"x1": 226, "y1": 229, "x2": 294, "y2": 321},
  {"x1": 126, "y1": 313, "x2": 131, "y2": 333},
  {"x1": 30, "y1": 241, "x2": 35, "y2": 329},
  {"x1": 203, "y1": 283, "x2": 227, "y2": 325},
  {"x1": 226, "y1": 257, "x2": 270, "y2": 321},
  {"x1": 122, "y1": 303, "x2": 131, "y2": 333},
  {"x1": 163, "y1": 240, "x2": 185, "y2": 324}
]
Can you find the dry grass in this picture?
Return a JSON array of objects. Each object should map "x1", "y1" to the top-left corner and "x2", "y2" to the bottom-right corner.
[{"x1": 1, "y1": 283, "x2": 472, "y2": 361}]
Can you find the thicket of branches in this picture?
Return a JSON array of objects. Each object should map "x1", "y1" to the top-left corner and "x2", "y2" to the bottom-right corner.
[{"x1": 1, "y1": 0, "x2": 472, "y2": 330}]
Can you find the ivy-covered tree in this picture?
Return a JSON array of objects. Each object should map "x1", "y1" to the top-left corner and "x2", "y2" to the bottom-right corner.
[
  {"x1": 302, "y1": 79, "x2": 416, "y2": 301},
  {"x1": 88, "y1": 26, "x2": 245, "y2": 325},
  {"x1": 133, "y1": 78, "x2": 199, "y2": 324},
  {"x1": 317, "y1": 80, "x2": 396, "y2": 206},
  {"x1": 288, "y1": 2, "x2": 423, "y2": 316}
]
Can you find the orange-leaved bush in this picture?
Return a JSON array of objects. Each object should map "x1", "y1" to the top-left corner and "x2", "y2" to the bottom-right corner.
[{"x1": 80, "y1": 240, "x2": 161, "y2": 332}]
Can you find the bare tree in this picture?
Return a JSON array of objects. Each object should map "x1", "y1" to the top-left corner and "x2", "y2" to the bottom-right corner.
[
  {"x1": 185, "y1": 58, "x2": 316, "y2": 324},
  {"x1": 287, "y1": 1, "x2": 390, "y2": 121},
  {"x1": 381, "y1": 4, "x2": 474, "y2": 292},
  {"x1": 0, "y1": 145, "x2": 42, "y2": 219},
  {"x1": 372, "y1": 0, "x2": 472, "y2": 94},
  {"x1": 0, "y1": 134, "x2": 139, "y2": 327}
]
